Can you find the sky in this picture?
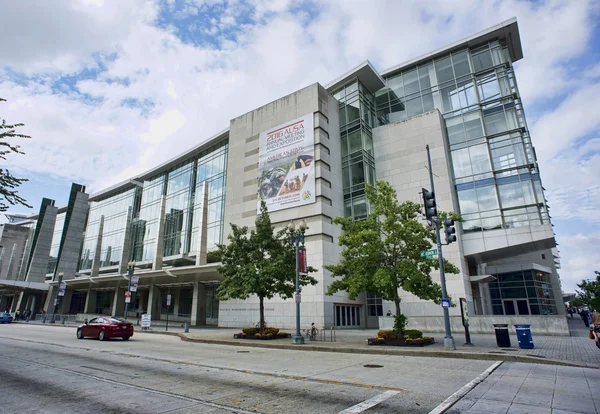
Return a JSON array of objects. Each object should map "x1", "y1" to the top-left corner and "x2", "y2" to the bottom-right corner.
[{"x1": 0, "y1": 0, "x2": 599, "y2": 293}]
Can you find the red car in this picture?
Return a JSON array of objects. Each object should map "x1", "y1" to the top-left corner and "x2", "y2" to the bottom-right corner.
[{"x1": 76, "y1": 317, "x2": 134, "y2": 341}]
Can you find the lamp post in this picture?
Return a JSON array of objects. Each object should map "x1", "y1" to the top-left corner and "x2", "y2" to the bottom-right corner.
[
  {"x1": 288, "y1": 219, "x2": 307, "y2": 345},
  {"x1": 124, "y1": 261, "x2": 136, "y2": 320},
  {"x1": 51, "y1": 272, "x2": 64, "y2": 324}
]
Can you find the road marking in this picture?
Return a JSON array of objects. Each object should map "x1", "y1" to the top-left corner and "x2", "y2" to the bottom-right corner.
[
  {"x1": 428, "y1": 360, "x2": 503, "y2": 414},
  {"x1": 337, "y1": 390, "x2": 401, "y2": 413}
]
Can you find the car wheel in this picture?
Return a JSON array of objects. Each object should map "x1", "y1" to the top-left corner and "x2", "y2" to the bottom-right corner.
[
  {"x1": 122, "y1": 336, "x2": 130, "y2": 341},
  {"x1": 77, "y1": 328, "x2": 83, "y2": 339},
  {"x1": 98, "y1": 330, "x2": 106, "y2": 341}
]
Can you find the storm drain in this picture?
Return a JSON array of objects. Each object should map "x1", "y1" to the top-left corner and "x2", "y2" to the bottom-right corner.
[
  {"x1": 237, "y1": 351, "x2": 250, "y2": 353},
  {"x1": 363, "y1": 364, "x2": 384, "y2": 368},
  {"x1": 526, "y1": 354, "x2": 546, "y2": 358}
]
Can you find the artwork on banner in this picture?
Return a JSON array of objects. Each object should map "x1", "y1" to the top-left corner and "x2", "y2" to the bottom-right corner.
[
  {"x1": 130, "y1": 276, "x2": 139, "y2": 292},
  {"x1": 257, "y1": 114, "x2": 316, "y2": 213}
]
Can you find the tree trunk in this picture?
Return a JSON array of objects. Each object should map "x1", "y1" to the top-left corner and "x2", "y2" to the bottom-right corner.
[
  {"x1": 393, "y1": 279, "x2": 401, "y2": 316},
  {"x1": 259, "y1": 295, "x2": 265, "y2": 334}
]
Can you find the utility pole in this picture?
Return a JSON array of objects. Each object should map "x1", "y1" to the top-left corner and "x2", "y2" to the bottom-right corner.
[{"x1": 426, "y1": 144, "x2": 456, "y2": 351}]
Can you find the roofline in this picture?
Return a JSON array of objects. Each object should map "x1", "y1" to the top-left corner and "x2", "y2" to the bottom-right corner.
[
  {"x1": 88, "y1": 127, "x2": 230, "y2": 201},
  {"x1": 380, "y1": 17, "x2": 522, "y2": 78},
  {"x1": 325, "y1": 60, "x2": 385, "y2": 92}
]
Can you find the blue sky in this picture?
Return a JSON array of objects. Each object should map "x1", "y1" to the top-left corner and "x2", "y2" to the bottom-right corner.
[{"x1": 1, "y1": 0, "x2": 599, "y2": 292}]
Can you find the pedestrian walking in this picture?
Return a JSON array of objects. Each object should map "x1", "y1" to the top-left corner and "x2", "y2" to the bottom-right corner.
[
  {"x1": 15, "y1": 309, "x2": 20, "y2": 320},
  {"x1": 568, "y1": 307, "x2": 574, "y2": 318},
  {"x1": 581, "y1": 309, "x2": 590, "y2": 328}
]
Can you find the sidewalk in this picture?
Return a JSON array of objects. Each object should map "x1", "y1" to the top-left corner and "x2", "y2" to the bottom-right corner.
[{"x1": 135, "y1": 317, "x2": 600, "y2": 369}]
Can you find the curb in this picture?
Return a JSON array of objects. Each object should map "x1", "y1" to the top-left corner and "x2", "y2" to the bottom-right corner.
[
  {"x1": 175, "y1": 334, "x2": 597, "y2": 369},
  {"x1": 428, "y1": 361, "x2": 503, "y2": 414}
]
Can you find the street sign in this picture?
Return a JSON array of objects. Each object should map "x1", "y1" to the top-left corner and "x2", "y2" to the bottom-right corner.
[
  {"x1": 420, "y1": 249, "x2": 438, "y2": 258},
  {"x1": 125, "y1": 291, "x2": 131, "y2": 304},
  {"x1": 166, "y1": 294, "x2": 172, "y2": 306},
  {"x1": 57, "y1": 281, "x2": 67, "y2": 297},
  {"x1": 130, "y1": 276, "x2": 139, "y2": 292},
  {"x1": 441, "y1": 298, "x2": 450, "y2": 308},
  {"x1": 141, "y1": 314, "x2": 151, "y2": 329}
]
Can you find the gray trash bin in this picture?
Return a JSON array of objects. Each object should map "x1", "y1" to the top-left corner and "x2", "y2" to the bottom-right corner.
[{"x1": 493, "y1": 323, "x2": 511, "y2": 347}]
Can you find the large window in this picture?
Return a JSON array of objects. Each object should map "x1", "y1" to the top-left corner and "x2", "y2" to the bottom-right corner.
[{"x1": 489, "y1": 270, "x2": 557, "y2": 315}]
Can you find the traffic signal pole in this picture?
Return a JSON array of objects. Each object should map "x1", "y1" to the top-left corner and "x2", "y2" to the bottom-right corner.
[{"x1": 426, "y1": 144, "x2": 456, "y2": 351}]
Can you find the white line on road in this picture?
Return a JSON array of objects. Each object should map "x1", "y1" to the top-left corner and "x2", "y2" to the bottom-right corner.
[
  {"x1": 337, "y1": 390, "x2": 401, "y2": 414},
  {"x1": 428, "y1": 360, "x2": 503, "y2": 414}
]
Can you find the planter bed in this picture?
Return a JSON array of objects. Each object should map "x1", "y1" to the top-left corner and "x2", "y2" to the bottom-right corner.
[
  {"x1": 367, "y1": 337, "x2": 435, "y2": 347},
  {"x1": 233, "y1": 333, "x2": 291, "y2": 340}
]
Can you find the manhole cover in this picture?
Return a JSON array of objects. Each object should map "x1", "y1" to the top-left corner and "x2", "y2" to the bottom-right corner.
[
  {"x1": 363, "y1": 364, "x2": 384, "y2": 368},
  {"x1": 526, "y1": 354, "x2": 546, "y2": 358}
]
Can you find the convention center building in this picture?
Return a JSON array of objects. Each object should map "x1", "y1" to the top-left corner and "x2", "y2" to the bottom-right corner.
[{"x1": 0, "y1": 17, "x2": 566, "y2": 334}]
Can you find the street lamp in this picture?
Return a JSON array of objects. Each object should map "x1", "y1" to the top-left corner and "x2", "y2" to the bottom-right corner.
[
  {"x1": 51, "y1": 272, "x2": 64, "y2": 324},
  {"x1": 288, "y1": 219, "x2": 307, "y2": 345},
  {"x1": 124, "y1": 261, "x2": 136, "y2": 320}
]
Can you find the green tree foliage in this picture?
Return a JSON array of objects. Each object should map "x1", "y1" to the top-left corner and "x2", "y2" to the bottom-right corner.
[
  {"x1": 576, "y1": 271, "x2": 600, "y2": 310},
  {"x1": 0, "y1": 98, "x2": 31, "y2": 211},
  {"x1": 325, "y1": 181, "x2": 459, "y2": 332},
  {"x1": 216, "y1": 200, "x2": 317, "y2": 333}
]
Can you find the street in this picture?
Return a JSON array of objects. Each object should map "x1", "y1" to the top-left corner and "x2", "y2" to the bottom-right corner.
[{"x1": 0, "y1": 324, "x2": 496, "y2": 413}]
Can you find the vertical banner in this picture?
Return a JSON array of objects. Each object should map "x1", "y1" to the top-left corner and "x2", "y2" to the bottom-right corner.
[
  {"x1": 460, "y1": 297, "x2": 469, "y2": 326},
  {"x1": 257, "y1": 114, "x2": 316, "y2": 213},
  {"x1": 298, "y1": 247, "x2": 307, "y2": 274}
]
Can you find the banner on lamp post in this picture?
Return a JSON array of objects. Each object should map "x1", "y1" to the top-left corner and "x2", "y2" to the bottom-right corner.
[{"x1": 298, "y1": 247, "x2": 307, "y2": 274}]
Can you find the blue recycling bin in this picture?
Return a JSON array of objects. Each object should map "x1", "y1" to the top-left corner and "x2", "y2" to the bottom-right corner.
[{"x1": 514, "y1": 324, "x2": 534, "y2": 349}]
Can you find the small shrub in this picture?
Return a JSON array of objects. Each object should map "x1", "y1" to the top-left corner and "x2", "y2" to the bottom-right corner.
[
  {"x1": 423, "y1": 336, "x2": 433, "y2": 341},
  {"x1": 377, "y1": 330, "x2": 399, "y2": 340},
  {"x1": 242, "y1": 327, "x2": 260, "y2": 336},
  {"x1": 404, "y1": 338, "x2": 413, "y2": 344},
  {"x1": 404, "y1": 329, "x2": 423, "y2": 339},
  {"x1": 263, "y1": 327, "x2": 280, "y2": 336}
]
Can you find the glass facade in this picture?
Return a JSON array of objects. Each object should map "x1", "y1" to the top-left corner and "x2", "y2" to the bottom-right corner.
[
  {"x1": 79, "y1": 189, "x2": 136, "y2": 271},
  {"x1": 334, "y1": 81, "x2": 376, "y2": 219},
  {"x1": 377, "y1": 40, "x2": 549, "y2": 233},
  {"x1": 80, "y1": 140, "x2": 228, "y2": 270},
  {"x1": 489, "y1": 270, "x2": 557, "y2": 315},
  {"x1": 46, "y1": 212, "x2": 65, "y2": 275}
]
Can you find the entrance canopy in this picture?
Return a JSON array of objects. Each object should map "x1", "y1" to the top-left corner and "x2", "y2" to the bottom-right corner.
[{"x1": 0, "y1": 280, "x2": 50, "y2": 292}]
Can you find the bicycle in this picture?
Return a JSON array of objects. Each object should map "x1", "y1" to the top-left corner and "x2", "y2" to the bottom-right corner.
[{"x1": 305, "y1": 323, "x2": 318, "y2": 341}]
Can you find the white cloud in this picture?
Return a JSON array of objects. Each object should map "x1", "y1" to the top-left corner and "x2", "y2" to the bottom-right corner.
[
  {"x1": 1, "y1": 0, "x2": 599, "y2": 290},
  {"x1": 557, "y1": 233, "x2": 600, "y2": 293}
]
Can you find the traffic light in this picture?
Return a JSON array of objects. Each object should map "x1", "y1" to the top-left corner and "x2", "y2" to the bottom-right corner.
[
  {"x1": 444, "y1": 219, "x2": 457, "y2": 244},
  {"x1": 422, "y1": 188, "x2": 437, "y2": 220}
]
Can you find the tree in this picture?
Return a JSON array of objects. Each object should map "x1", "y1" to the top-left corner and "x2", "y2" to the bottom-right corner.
[
  {"x1": 0, "y1": 98, "x2": 31, "y2": 211},
  {"x1": 216, "y1": 200, "x2": 317, "y2": 333},
  {"x1": 325, "y1": 180, "x2": 459, "y2": 334},
  {"x1": 576, "y1": 271, "x2": 600, "y2": 311}
]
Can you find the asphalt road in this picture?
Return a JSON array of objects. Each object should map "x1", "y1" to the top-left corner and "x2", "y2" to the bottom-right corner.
[{"x1": 0, "y1": 324, "x2": 497, "y2": 413}]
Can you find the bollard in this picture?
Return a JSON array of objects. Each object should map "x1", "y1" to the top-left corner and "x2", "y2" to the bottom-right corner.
[{"x1": 184, "y1": 321, "x2": 189, "y2": 333}]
